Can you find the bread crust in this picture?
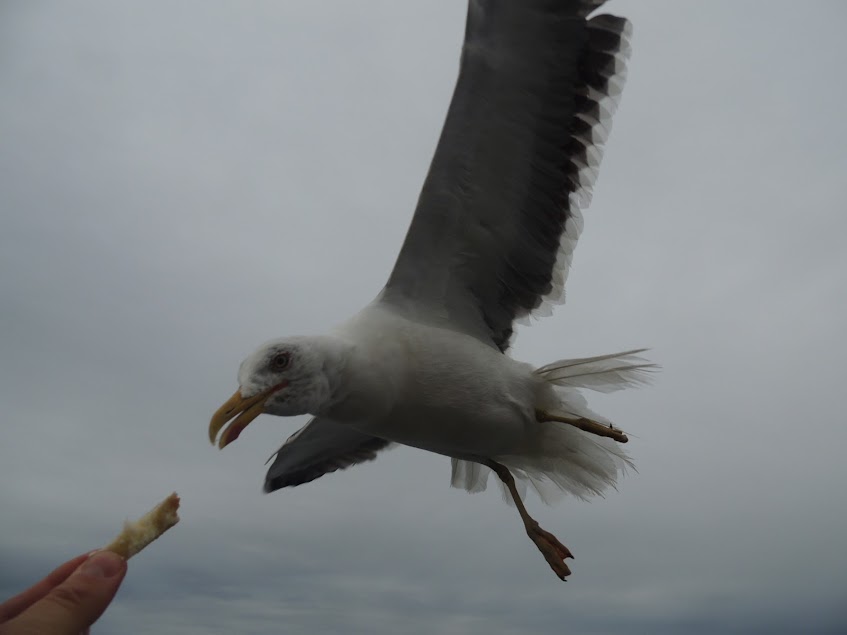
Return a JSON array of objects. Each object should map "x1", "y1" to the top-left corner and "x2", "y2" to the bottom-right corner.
[{"x1": 104, "y1": 492, "x2": 180, "y2": 559}]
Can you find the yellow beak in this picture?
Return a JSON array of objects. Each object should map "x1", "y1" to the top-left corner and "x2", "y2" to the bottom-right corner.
[{"x1": 208, "y1": 381, "x2": 288, "y2": 449}]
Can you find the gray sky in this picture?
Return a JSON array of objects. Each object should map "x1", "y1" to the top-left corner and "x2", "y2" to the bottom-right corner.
[{"x1": 2, "y1": 1, "x2": 846, "y2": 633}]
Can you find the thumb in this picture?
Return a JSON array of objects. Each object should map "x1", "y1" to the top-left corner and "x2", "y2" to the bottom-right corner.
[{"x1": 2, "y1": 551, "x2": 127, "y2": 635}]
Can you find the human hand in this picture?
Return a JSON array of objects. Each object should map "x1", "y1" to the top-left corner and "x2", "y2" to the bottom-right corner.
[{"x1": 0, "y1": 550, "x2": 127, "y2": 635}]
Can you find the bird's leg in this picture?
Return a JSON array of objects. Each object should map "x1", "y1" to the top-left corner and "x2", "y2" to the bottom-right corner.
[
  {"x1": 483, "y1": 459, "x2": 573, "y2": 581},
  {"x1": 535, "y1": 409, "x2": 629, "y2": 443}
]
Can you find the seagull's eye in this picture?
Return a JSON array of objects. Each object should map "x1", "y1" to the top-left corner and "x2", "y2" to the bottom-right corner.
[{"x1": 270, "y1": 352, "x2": 290, "y2": 371}]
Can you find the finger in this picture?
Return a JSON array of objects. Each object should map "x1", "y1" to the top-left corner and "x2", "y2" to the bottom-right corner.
[
  {"x1": 0, "y1": 554, "x2": 90, "y2": 623},
  {"x1": 0, "y1": 551, "x2": 127, "y2": 635}
]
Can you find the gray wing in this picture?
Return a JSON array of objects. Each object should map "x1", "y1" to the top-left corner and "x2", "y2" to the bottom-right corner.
[
  {"x1": 380, "y1": 0, "x2": 631, "y2": 351},
  {"x1": 264, "y1": 417, "x2": 392, "y2": 492}
]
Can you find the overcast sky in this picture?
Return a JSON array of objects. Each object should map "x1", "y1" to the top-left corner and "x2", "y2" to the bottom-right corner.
[{"x1": 1, "y1": 1, "x2": 846, "y2": 633}]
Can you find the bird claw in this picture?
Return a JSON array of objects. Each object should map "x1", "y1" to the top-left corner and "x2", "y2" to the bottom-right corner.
[
  {"x1": 526, "y1": 521, "x2": 573, "y2": 580},
  {"x1": 535, "y1": 410, "x2": 629, "y2": 444}
]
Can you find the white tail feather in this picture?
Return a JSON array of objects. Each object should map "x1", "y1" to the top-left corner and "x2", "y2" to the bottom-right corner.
[
  {"x1": 450, "y1": 349, "x2": 653, "y2": 505},
  {"x1": 535, "y1": 349, "x2": 658, "y2": 393}
]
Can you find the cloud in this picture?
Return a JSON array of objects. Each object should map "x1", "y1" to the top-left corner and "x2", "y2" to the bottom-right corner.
[{"x1": 1, "y1": 1, "x2": 846, "y2": 633}]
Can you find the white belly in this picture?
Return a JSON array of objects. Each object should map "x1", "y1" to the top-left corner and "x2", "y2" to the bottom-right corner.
[{"x1": 336, "y1": 305, "x2": 543, "y2": 459}]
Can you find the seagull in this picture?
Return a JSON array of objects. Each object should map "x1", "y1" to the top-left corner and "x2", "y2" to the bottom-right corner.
[{"x1": 209, "y1": 0, "x2": 653, "y2": 580}]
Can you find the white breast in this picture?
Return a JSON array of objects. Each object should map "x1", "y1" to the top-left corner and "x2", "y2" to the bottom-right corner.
[{"x1": 332, "y1": 303, "x2": 543, "y2": 459}]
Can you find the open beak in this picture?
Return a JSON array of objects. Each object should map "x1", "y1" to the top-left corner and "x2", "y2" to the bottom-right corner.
[{"x1": 209, "y1": 381, "x2": 288, "y2": 449}]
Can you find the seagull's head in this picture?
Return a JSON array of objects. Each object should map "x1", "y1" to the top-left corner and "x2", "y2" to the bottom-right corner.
[{"x1": 208, "y1": 337, "x2": 337, "y2": 449}]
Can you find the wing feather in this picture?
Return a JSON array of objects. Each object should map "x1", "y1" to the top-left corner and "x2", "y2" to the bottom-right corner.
[
  {"x1": 264, "y1": 417, "x2": 392, "y2": 492},
  {"x1": 381, "y1": 1, "x2": 632, "y2": 351}
]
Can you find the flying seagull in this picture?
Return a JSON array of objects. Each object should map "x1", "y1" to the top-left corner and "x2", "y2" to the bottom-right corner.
[{"x1": 209, "y1": 0, "x2": 652, "y2": 580}]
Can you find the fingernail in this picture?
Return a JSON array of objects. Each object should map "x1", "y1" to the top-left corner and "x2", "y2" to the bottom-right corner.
[{"x1": 78, "y1": 551, "x2": 124, "y2": 578}]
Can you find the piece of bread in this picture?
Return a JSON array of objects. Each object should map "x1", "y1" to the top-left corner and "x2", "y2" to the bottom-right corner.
[{"x1": 104, "y1": 492, "x2": 180, "y2": 559}]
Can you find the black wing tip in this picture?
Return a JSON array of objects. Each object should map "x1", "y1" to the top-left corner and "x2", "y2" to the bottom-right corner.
[
  {"x1": 264, "y1": 468, "x2": 330, "y2": 493},
  {"x1": 263, "y1": 438, "x2": 392, "y2": 493},
  {"x1": 578, "y1": 0, "x2": 608, "y2": 17}
]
